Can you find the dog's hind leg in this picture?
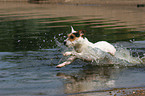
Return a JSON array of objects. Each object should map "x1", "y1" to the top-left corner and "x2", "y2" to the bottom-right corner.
[{"x1": 56, "y1": 56, "x2": 76, "y2": 68}]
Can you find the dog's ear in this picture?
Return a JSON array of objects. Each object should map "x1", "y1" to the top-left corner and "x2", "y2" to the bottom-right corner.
[
  {"x1": 79, "y1": 30, "x2": 86, "y2": 35},
  {"x1": 71, "y1": 26, "x2": 76, "y2": 33},
  {"x1": 79, "y1": 30, "x2": 86, "y2": 38}
]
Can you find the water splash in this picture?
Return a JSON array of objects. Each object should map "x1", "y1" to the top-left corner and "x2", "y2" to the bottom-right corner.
[
  {"x1": 114, "y1": 46, "x2": 142, "y2": 65},
  {"x1": 54, "y1": 37, "x2": 143, "y2": 66}
]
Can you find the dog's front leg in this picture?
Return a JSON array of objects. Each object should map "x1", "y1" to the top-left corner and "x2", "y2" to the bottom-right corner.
[
  {"x1": 63, "y1": 52, "x2": 73, "y2": 56},
  {"x1": 63, "y1": 51, "x2": 81, "y2": 56},
  {"x1": 56, "y1": 56, "x2": 76, "y2": 68}
]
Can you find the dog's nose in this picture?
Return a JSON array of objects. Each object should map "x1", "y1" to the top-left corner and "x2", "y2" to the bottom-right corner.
[{"x1": 64, "y1": 41, "x2": 66, "y2": 45}]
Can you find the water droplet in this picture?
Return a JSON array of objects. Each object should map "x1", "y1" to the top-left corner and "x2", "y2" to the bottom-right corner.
[{"x1": 18, "y1": 40, "x2": 21, "y2": 42}]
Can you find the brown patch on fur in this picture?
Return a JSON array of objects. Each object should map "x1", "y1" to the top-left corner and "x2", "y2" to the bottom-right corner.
[
  {"x1": 68, "y1": 33, "x2": 78, "y2": 42},
  {"x1": 67, "y1": 30, "x2": 86, "y2": 42}
]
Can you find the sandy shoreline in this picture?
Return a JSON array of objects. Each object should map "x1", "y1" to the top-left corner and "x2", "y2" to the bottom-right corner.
[{"x1": 69, "y1": 87, "x2": 145, "y2": 96}]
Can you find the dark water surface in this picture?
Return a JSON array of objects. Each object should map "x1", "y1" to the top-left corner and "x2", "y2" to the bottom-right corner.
[{"x1": 0, "y1": 2, "x2": 145, "y2": 95}]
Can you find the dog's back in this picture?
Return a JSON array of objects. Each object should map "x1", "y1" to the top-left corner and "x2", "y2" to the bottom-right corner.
[{"x1": 94, "y1": 41, "x2": 116, "y2": 55}]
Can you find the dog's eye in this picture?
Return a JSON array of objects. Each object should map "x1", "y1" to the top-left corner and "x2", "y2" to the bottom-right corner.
[
  {"x1": 70, "y1": 35, "x2": 74, "y2": 39},
  {"x1": 73, "y1": 33, "x2": 80, "y2": 37}
]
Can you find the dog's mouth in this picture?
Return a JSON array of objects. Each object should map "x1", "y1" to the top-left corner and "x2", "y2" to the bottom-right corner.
[
  {"x1": 63, "y1": 40, "x2": 69, "y2": 47},
  {"x1": 63, "y1": 41, "x2": 66, "y2": 45},
  {"x1": 63, "y1": 40, "x2": 74, "y2": 47}
]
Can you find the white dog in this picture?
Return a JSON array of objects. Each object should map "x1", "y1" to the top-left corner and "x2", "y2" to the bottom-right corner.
[{"x1": 56, "y1": 26, "x2": 116, "y2": 68}]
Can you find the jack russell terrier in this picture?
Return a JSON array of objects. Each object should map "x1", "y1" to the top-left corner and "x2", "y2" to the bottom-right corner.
[{"x1": 56, "y1": 26, "x2": 116, "y2": 68}]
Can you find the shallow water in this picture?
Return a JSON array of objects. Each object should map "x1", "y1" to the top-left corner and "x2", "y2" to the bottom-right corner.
[{"x1": 0, "y1": 2, "x2": 145, "y2": 95}]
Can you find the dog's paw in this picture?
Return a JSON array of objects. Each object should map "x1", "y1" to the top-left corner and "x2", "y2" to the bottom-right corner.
[
  {"x1": 63, "y1": 52, "x2": 72, "y2": 56},
  {"x1": 56, "y1": 63, "x2": 66, "y2": 68}
]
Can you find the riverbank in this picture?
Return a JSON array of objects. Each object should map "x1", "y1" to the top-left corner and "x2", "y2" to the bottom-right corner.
[
  {"x1": 1, "y1": 0, "x2": 145, "y2": 6},
  {"x1": 1, "y1": 1, "x2": 145, "y2": 31}
]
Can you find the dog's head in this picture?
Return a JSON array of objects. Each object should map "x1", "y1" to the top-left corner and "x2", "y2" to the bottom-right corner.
[{"x1": 64, "y1": 26, "x2": 85, "y2": 47}]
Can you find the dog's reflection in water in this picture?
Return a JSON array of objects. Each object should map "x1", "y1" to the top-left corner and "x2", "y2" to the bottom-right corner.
[{"x1": 57, "y1": 65, "x2": 121, "y2": 94}]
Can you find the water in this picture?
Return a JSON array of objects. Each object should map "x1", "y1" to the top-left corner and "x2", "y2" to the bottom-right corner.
[{"x1": 0, "y1": 2, "x2": 145, "y2": 95}]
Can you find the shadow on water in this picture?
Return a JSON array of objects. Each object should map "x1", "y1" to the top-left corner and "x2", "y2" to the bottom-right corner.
[{"x1": 0, "y1": 2, "x2": 145, "y2": 95}]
